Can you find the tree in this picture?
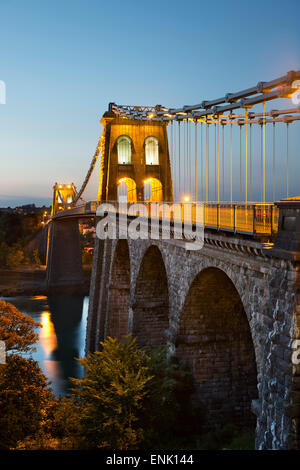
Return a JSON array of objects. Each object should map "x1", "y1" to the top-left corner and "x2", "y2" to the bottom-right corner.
[
  {"x1": 31, "y1": 249, "x2": 41, "y2": 265},
  {"x1": 6, "y1": 244, "x2": 24, "y2": 267},
  {"x1": 15, "y1": 396, "x2": 84, "y2": 450},
  {"x1": 0, "y1": 241, "x2": 8, "y2": 266},
  {"x1": 141, "y1": 348, "x2": 197, "y2": 447},
  {"x1": 0, "y1": 300, "x2": 40, "y2": 353},
  {"x1": 71, "y1": 335, "x2": 152, "y2": 450},
  {"x1": 0, "y1": 354, "x2": 56, "y2": 449},
  {"x1": 70, "y1": 336, "x2": 197, "y2": 450}
]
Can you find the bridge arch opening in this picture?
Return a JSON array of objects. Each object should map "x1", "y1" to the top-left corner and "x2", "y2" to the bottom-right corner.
[
  {"x1": 176, "y1": 267, "x2": 258, "y2": 430},
  {"x1": 117, "y1": 177, "x2": 137, "y2": 202},
  {"x1": 133, "y1": 245, "x2": 169, "y2": 347},
  {"x1": 106, "y1": 240, "x2": 130, "y2": 340},
  {"x1": 143, "y1": 177, "x2": 163, "y2": 202}
]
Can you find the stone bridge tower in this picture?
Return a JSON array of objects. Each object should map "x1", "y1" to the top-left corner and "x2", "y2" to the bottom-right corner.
[
  {"x1": 97, "y1": 106, "x2": 173, "y2": 203},
  {"x1": 51, "y1": 183, "x2": 77, "y2": 216}
]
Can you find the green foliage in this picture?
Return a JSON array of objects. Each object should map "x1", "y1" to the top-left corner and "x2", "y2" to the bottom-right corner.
[
  {"x1": 0, "y1": 300, "x2": 40, "y2": 353},
  {"x1": 0, "y1": 354, "x2": 56, "y2": 449},
  {"x1": 195, "y1": 424, "x2": 255, "y2": 450},
  {"x1": 0, "y1": 212, "x2": 41, "y2": 246},
  {"x1": 16, "y1": 396, "x2": 85, "y2": 450},
  {"x1": 0, "y1": 242, "x2": 8, "y2": 266},
  {"x1": 6, "y1": 244, "x2": 25, "y2": 267},
  {"x1": 141, "y1": 348, "x2": 197, "y2": 448},
  {"x1": 70, "y1": 336, "x2": 197, "y2": 450},
  {"x1": 71, "y1": 335, "x2": 152, "y2": 449},
  {"x1": 31, "y1": 248, "x2": 41, "y2": 265},
  {"x1": 0, "y1": 242, "x2": 42, "y2": 267}
]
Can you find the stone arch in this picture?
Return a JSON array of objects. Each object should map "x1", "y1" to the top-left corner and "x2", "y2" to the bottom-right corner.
[
  {"x1": 176, "y1": 266, "x2": 258, "y2": 430},
  {"x1": 132, "y1": 245, "x2": 169, "y2": 347},
  {"x1": 143, "y1": 177, "x2": 163, "y2": 202},
  {"x1": 106, "y1": 240, "x2": 131, "y2": 340},
  {"x1": 117, "y1": 177, "x2": 137, "y2": 202}
]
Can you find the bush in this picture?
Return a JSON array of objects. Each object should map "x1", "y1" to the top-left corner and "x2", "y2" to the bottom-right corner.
[
  {"x1": 70, "y1": 336, "x2": 197, "y2": 450},
  {"x1": 195, "y1": 424, "x2": 255, "y2": 450},
  {"x1": 71, "y1": 336, "x2": 152, "y2": 449},
  {"x1": 141, "y1": 348, "x2": 196, "y2": 448},
  {"x1": 6, "y1": 244, "x2": 24, "y2": 267},
  {"x1": 0, "y1": 354, "x2": 56, "y2": 449},
  {"x1": 0, "y1": 300, "x2": 40, "y2": 353}
]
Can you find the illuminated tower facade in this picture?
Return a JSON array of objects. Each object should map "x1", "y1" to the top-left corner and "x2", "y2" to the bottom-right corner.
[{"x1": 98, "y1": 109, "x2": 173, "y2": 203}]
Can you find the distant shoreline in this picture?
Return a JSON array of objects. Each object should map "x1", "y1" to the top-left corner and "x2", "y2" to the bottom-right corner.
[{"x1": 0, "y1": 266, "x2": 91, "y2": 297}]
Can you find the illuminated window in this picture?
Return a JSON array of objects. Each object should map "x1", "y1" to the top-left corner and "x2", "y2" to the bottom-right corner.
[
  {"x1": 145, "y1": 136, "x2": 159, "y2": 165},
  {"x1": 117, "y1": 135, "x2": 132, "y2": 164},
  {"x1": 67, "y1": 195, "x2": 73, "y2": 204}
]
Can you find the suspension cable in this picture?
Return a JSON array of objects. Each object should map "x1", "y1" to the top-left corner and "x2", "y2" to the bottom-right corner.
[
  {"x1": 263, "y1": 101, "x2": 266, "y2": 203},
  {"x1": 245, "y1": 108, "x2": 248, "y2": 205},
  {"x1": 195, "y1": 121, "x2": 198, "y2": 201},
  {"x1": 201, "y1": 122, "x2": 203, "y2": 201},
  {"x1": 286, "y1": 123, "x2": 289, "y2": 198},
  {"x1": 260, "y1": 123, "x2": 263, "y2": 201},
  {"x1": 222, "y1": 122, "x2": 224, "y2": 202},
  {"x1": 239, "y1": 124, "x2": 242, "y2": 202},
  {"x1": 273, "y1": 122, "x2": 276, "y2": 201},
  {"x1": 206, "y1": 121, "x2": 209, "y2": 202},
  {"x1": 217, "y1": 120, "x2": 220, "y2": 202},
  {"x1": 73, "y1": 132, "x2": 104, "y2": 204},
  {"x1": 230, "y1": 119, "x2": 233, "y2": 203},
  {"x1": 187, "y1": 119, "x2": 190, "y2": 195},
  {"x1": 214, "y1": 123, "x2": 217, "y2": 201},
  {"x1": 178, "y1": 121, "x2": 181, "y2": 200},
  {"x1": 250, "y1": 122, "x2": 252, "y2": 202}
]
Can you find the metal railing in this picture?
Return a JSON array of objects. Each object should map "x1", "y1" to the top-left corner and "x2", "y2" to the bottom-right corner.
[
  {"x1": 55, "y1": 200, "x2": 279, "y2": 237},
  {"x1": 203, "y1": 203, "x2": 278, "y2": 235}
]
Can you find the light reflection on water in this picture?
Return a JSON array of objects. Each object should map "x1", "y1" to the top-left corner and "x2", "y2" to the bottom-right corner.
[{"x1": 1, "y1": 295, "x2": 89, "y2": 396}]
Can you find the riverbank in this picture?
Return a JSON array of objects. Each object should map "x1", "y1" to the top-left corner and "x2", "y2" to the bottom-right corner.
[{"x1": 0, "y1": 266, "x2": 91, "y2": 296}]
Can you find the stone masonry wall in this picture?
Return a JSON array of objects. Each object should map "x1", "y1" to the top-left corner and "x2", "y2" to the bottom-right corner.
[{"x1": 87, "y1": 231, "x2": 300, "y2": 449}]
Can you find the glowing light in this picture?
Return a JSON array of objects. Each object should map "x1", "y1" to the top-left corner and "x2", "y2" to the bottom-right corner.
[
  {"x1": 58, "y1": 185, "x2": 63, "y2": 189},
  {"x1": 147, "y1": 113, "x2": 155, "y2": 119},
  {"x1": 183, "y1": 195, "x2": 190, "y2": 202},
  {"x1": 67, "y1": 184, "x2": 72, "y2": 188},
  {"x1": 118, "y1": 177, "x2": 127, "y2": 184},
  {"x1": 144, "y1": 178, "x2": 153, "y2": 183},
  {"x1": 39, "y1": 311, "x2": 58, "y2": 357}
]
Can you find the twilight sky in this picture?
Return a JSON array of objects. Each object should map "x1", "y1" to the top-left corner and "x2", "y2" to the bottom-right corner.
[{"x1": 0, "y1": 0, "x2": 300, "y2": 206}]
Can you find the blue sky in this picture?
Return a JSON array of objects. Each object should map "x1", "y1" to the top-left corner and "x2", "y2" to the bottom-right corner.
[{"x1": 0, "y1": 0, "x2": 300, "y2": 206}]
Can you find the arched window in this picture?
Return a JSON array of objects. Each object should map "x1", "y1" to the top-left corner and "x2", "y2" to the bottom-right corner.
[
  {"x1": 117, "y1": 135, "x2": 131, "y2": 164},
  {"x1": 145, "y1": 136, "x2": 159, "y2": 165}
]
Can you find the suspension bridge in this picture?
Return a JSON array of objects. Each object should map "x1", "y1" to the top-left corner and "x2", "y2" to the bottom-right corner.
[
  {"x1": 49, "y1": 69, "x2": 300, "y2": 237},
  {"x1": 45, "y1": 70, "x2": 300, "y2": 450}
]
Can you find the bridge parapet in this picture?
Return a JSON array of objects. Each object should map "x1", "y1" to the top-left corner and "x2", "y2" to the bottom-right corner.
[{"x1": 270, "y1": 197, "x2": 300, "y2": 260}]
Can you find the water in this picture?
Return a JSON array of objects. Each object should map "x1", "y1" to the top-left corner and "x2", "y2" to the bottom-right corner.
[{"x1": 1, "y1": 295, "x2": 89, "y2": 396}]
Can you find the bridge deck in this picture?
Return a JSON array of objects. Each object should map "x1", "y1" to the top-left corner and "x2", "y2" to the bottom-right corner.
[{"x1": 53, "y1": 201, "x2": 278, "y2": 237}]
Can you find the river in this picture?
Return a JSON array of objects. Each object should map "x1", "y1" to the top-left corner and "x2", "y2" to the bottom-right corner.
[{"x1": 2, "y1": 295, "x2": 89, "y2": 396}]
